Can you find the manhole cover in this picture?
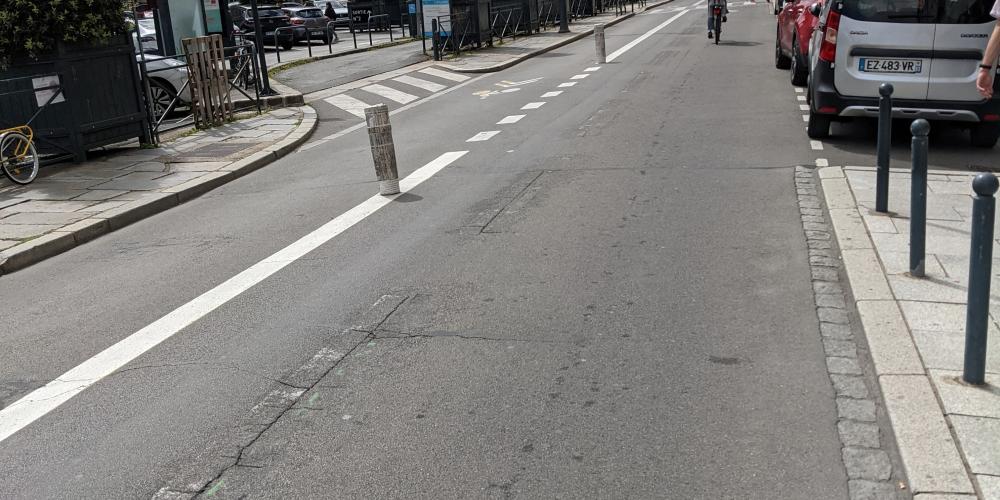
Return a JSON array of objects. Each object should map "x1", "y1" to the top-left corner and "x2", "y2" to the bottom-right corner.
[{"x1": 170, "y1": 142, "x2": 257, "y2": 162}]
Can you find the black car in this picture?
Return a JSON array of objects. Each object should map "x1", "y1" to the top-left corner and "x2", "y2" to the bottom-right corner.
[{"x1": 230, "y1": 3, "x2": 296, "y2": 50}]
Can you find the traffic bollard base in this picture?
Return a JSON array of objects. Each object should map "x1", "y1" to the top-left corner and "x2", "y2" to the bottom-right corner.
[{"x1": 379, "y1": 179, "x2": 401, "y2": 196}]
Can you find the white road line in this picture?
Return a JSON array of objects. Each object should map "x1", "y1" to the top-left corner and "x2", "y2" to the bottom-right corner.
[
  {"x1": 810, "y1": 140, "x2": 824, "y2": 150},
  {"x1": 802, "y1": 115, "x2": 810, "y2": 122},
  {"x1": 607, "y1": 9, "x2": 689, "y2": 62},
  {"x1": 0, "y1": 150, "x2": 469, "y2": 445},
  {"x1": 584, "y1": 66, "x2": 601, "y2": 72},
  {"x1": 467, "y1": 130, "x2": 501, "y2": 142},
  {"x1": 323, "y1": 94, "x2": 374, "y2": 118},
  {"x1": 797, "y1": 95, "x2": 807, "y2": 101},
  {"x1": 361, "y1": 84, "x2": 418, "y2": 104},
  {"x1": 541, "y1": 91, "x2": 563, "y2": 98},
  {"x1": 558, "y1": 82, "x2": 577, "y2": 88},
  {"x1": 418, "y1": 67, "x2": 470, "y2": 82},
  {"x1": 816, "y1": 158, "x2": 829, "y2": 167},
  {"x1": 393, "y1": 75, "x2": 447, "y2": 92},
  {"x1": 497, "y1": 115, "x2": 526, "y2": 124},
  {"x1": 522, "y1": 102, "x2": 546, "y2": 110},
  {"x1": 795, "y1": 88, "x2": 805, "y2": 93},
  {"x1": 570, "y1": 74, "x2": 590, "y2": 80},
  {"x1": 799, "y1": 104, "x2": 809, "y2": 111}
]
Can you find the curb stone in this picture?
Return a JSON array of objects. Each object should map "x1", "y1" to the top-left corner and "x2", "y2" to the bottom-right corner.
[
  {"x1": 0, "y1": 106, "x2": 319, "y2": 276},
  {"x1": 817, "y1": 166, "x2": 977, "y2": 498}
]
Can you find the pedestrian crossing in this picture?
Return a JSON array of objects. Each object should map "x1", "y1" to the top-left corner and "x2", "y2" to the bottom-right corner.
[{"x1": 314, "y1": 65, "x2": 470, "y2": 122}]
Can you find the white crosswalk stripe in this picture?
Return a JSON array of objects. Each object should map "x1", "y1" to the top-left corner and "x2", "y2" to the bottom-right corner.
[
  {"x1": 324, "y1": 93, "x2": 374, "y2": 118},
  {"x1": 393, "y1": 75, "x2": 447, "y2": 92},
  {"x1": 419, "y1": 67, "x2": 471, "y2": 82},
  {"x1": 361, "y1": 84, "x2": 418, "y2": 104}
]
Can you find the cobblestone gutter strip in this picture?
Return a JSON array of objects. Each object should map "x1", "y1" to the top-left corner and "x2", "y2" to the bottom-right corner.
[
  {"x1": 796, "y1": 166, "x2": 911, "y2": 500},
  {"x1": 815, "y1": 166, "x2": 978, "y2": 499},
  {"x1": 0, "y1": 107, "x2": 318, "y2": 276}
]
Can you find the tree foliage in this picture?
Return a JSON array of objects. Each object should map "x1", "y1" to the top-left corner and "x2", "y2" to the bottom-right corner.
[{"x1": 0, "y1": 0, "x2": 129, "y2": 67}]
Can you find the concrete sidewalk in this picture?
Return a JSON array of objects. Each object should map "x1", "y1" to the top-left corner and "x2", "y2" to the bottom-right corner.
[
  {"x1": 0, "y1": 106, "x2": 317, "y2": 275},
  {"x1": 821, "y1": 166, "x2": 1000, "y2": 499}
]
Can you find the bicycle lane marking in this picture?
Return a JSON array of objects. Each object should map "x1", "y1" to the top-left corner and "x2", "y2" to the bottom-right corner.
[
  {"x1": 0, "y1": 150, "x2": 469, "y2": 445},
  {"x1": 606, "y1": 9, "x2": 692, "y2": 62}
]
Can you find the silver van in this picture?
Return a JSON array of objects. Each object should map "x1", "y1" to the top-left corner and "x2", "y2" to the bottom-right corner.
[{"x1": 806, "y1": 0, "x2": 1000, "y2": 147}]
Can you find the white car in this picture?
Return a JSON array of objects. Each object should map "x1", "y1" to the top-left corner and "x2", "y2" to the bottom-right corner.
[
  {"x1": 131, "y1": 29, "x2": 192, "y2": 122},
  {"x1": 806, "y1": 0, "x2": 1000, "y2": 147}
]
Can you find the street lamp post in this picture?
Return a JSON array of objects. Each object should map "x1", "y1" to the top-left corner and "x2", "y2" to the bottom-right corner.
[
  {"x1": 250, "y1": 0, "x2": 277, "y2": 95},
  {"x1": 559, "y1": 0, "x2": 570, "y2": 33}
]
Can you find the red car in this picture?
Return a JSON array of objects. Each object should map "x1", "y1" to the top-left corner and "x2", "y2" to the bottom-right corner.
[{"x1": 774, "y1": 0, "x2": 823, "y2": 86}]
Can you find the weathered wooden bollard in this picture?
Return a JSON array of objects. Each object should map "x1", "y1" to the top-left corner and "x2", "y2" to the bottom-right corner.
[
  {"x1": 365, "y1": 104, "x2": 400, "y2": 195},
  {"x1": 595, "y1": 24, "x2": 606, "y2": 64}
]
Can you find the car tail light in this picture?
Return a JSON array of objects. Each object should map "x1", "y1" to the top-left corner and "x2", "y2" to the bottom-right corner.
[
  {"x1": 291, "y1": 18, "x2": 305, "y2": 24},
  {"x1": 984, "y1": 114, "x2": 1000, "y2": 122},
  {"x1": 819, "y1": 9, "x2": 840, "y2": 63},
  {"x1": 818, "y1": 106, "x2": 838, "y2": 114}
]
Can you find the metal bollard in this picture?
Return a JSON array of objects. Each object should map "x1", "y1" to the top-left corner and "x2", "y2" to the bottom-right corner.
[
  {"x1": 875, "y1": 83, "x2": 893, "y2": 213},
  {"x1": 909, "y1": 119, "x2": 930, "y2": 277},
  {"x1": 963, "y1": 173, "x2": 999, "y2": 385},
  {"x1": 365, "y1": 104, "x2": 400, "y2": 195},
  {"x1": 594, "y1": 24, "x2": 606, "y2": 64},
  {"x1": 432, "y1": 19, "x2": 441, "y2": 61}
]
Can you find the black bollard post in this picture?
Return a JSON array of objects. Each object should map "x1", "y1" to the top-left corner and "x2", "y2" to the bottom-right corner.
[
  {"x1": 432, "y1": 19, "x2": 441, "y2": 60},
  {"x1": 909, "y1": 119, "x2": 930, "y2": 277},
  {"x1": 875, "y1": 83, "x2": 893, "y2": 213},
  {"x1": 963, "y1": 173, "x2": 999, "y2": 386}
]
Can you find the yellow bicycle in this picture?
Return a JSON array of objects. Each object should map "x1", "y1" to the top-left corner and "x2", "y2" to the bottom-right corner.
[{"x1": 0, "y1": 125, "x2": 39, "y2": 184}]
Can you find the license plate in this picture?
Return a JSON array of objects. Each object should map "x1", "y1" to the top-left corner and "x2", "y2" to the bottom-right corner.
[
  {"x1": 265, "y1": 31, "x2": 275, "y2": 36},
  {"x1": 859, "y1": 58, "x2": 923, "y2": 74}
]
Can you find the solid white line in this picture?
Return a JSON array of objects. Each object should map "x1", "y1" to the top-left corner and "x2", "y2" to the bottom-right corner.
[
  {"x1": 584, "y1": 66, "x2": 601, "y2": 72},
  {"x1": 393, "y1": 75, "x2": 447, "y2": 92},
  {"x1": 0, "y1": 150, "x2": 470, "y2": 445},
  {"x1": 467, "y1": 131, "x2": 501, "y2": 142},
  {"x1": 810, "y1": 140, "x2": 824, "y2": 150},
  {"x1": 607, "y1": 9, "x2": 689, "y2": 62},
  {"x1": 521, "y1": 102, "x2": 546, "y2": 109},
  {"x1": 570, "y1": 74, "x2": 590, "y2": 80},
  {"x1": 323, "y1": 94, "x2": 374, "y2": 118},
  {"x1": 361, "y1": 84, "x2": 418, "y2": 104},
  {"x1": 541, "y1": 91, "x2": 563, "y2": 98},
  {"x1": 497, "y1": 115, "x2": 526, "y2": 124},
  {"x1": 418, "y1": 67, "x2": 470, "y2": 82},
  {"x1": 799, "y1": 104, "x2": 810, "y2": 111},
  {"x1": 816, "y1": 158, "x2": 829, "y2": 167},
  {"x1": 558, "y1": 82, "x2": 577, "y2": 88}
]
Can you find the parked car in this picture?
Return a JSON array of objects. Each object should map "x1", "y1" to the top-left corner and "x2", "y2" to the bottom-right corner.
[
  {"x1": 282, "y1": 6, "x2": 334, "y2": 41},
  {"x1": 230, "y1": 3, "x2": 296, "y2": 50},
  {"x1": 774, "y1": 0, "x2": 823, "y2": 86},
  {"x1": 806, "y1": 0, "x2": 1000, "y2": 146},
  {"x1": 132, "y1": 30, "x2": 191, "y2": 121}
]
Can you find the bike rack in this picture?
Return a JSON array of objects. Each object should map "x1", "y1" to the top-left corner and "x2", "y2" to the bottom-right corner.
[{"x1": 273, "y1": 26, "x2": 297, "y2": 62}]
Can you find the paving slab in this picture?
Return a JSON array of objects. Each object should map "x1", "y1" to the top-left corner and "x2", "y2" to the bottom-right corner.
[{"x1": 0, "y1": 106, "x2": 317, "y2": 275}]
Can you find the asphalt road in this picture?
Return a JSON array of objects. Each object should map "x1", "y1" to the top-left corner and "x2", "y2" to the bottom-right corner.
[{"x1": 0, "y1": 1, "x2": 910, "y2": 497}]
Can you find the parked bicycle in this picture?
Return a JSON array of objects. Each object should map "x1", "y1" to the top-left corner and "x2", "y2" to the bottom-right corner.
[{"x1": 0, "y1": 125, "x2": 39, "y2": 184}]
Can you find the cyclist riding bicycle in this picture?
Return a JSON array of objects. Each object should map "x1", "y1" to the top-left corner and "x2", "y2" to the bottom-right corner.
[{"x1": 708, "y1": 0, "x2": 728, "y2": 39}]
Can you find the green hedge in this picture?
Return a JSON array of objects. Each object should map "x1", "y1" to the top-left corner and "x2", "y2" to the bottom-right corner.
[{"x1": 0, "y1": 0, "x2": 129, "y2": 68}]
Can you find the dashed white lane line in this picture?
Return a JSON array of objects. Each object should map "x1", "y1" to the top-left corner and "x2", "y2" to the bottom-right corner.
[
  {"x1": 558, "y1": 82, "x2": 578, "y2": 88},
  {"x1": 585, "y1": 66, "x2": 601, "y2": 72},
  {"x1": 810, "y1": 140, "x2": 824, "y2": 150},
  {"x1": 361, "y1": 84, "x2": 418, "y2": 104},
  {"x1": 795, "y1": 88, "x2": 805, "y2": 93},
  {"x1": 393, "y1": 75, "x2": 447, "y2": 92},
  {"x1": 467, "y1": 130, "x2": 501, "y2": 142},
  {"x1": 497, "y1": 114, "x2": 526, "y2": 124},
  {"x1": 570, "y1": 74, "x2": 590, "y2": 80},
  {"x1": 323, "y1": 94, "x2": 373, "y2": 118},
  {"x1": 607, "y1": 9, "x2": 689, "y2": 62},
  {"x1": 541, "y1": 91, "x2": 563, "y2": 98},
  {"x1": 418, "y1": 67, "x2": 470, "y2": 82},
  {"x1": 816, "y1": 158, "x2": 829, "y2": 167},
  {"x1": 522, "y1": 102, "x2": 546, "y2": 110},
  {"x1": 0, "y1": 150, "x2": 470, "y2": 445},
  {"x1": 802, "y1": 115, "x2": 810, "y2": 122},
  {"x1": 799, "y1": 104, "x2": 809, "y2": 111},
  {"x1": 797, "y1": 95, "x2": 807, "y2": 101}
]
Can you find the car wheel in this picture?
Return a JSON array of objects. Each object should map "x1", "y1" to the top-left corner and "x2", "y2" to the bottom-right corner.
[
  {"x1": 282, "y1": 41, "x2": 294, "y2": 50},
  {"x1": 147, "y1": 79, "x2": 176, "y2": 122},
  {"x1": 790, "y1": 38, "x2": 808, "y2": 86},
  {"x1": 807, "y1": 110, "x2": 831, "y2": 139},
  {"x1": 775, "y1": 27, "x2": 791, "y2": 69},
  {"x1": 970, "y1": 123, "x2": 1000, "y2": 148}
]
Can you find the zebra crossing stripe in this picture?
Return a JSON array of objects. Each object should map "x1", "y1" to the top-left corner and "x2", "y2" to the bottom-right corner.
[
  {"x1": 361, "y1": 84, "x2": 418, "y2": 104},
  {"x1": 418, "y1": 67, "x2": 471, "y2": 82},
  {"x1": 393, "y1": 75, "x2": 447, "y2": 92},
  {"x1": 324, "y1": 94, "x2": 374, "y2": 118}
]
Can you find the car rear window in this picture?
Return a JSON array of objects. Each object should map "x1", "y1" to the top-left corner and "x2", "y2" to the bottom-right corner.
[
  {"x1": 296, "y1": 8, "x2": 324, "y2": 17},
  {"x1": 841, "y1": 0, "x2": 994, "y2": 23},
  {"x1": 259, "y1": 8, "x2": 284, "y2": 16}
]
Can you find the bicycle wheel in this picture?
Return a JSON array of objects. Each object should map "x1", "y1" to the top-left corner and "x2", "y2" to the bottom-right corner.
[
  {"x1": 714, "y1": 16, "x2": 721, "y2": 44},
  {"x1": 0, "y1": 132, "x2": 40, "y2": 184}
]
